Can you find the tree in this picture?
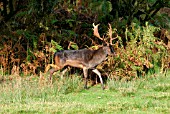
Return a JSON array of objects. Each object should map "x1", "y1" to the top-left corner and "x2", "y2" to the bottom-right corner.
[{"x1": 109, "y1": 0, "x2": 170, "y2": 25}]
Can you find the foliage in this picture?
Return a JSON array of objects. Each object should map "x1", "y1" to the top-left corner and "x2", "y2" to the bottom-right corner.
[
  {"x1": 102, "y1": 22, "x2": 169, "y2": 80},
  {"x1": 109, "y1": 0, "x2": 170, "y2": 27},
  {"x1": 0, "y1": 0, "x2": 170, "y2": 78}
]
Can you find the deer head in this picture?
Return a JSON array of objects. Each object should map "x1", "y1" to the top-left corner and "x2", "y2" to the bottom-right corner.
[{"x1": 93, "y1": 23, "x2": 116, "y2": 55}]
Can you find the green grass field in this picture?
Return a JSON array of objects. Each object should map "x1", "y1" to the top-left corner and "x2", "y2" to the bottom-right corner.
[{"x1": 0, "y1": 72, "x2": 170, "y2": 114}]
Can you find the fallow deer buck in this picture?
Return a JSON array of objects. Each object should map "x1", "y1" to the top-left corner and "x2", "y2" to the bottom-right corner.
[{"x1": 45, "y1": 23, "x2": 116, "y2": 89}]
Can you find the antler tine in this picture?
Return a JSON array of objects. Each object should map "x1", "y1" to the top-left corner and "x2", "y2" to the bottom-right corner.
[
  {"x1": 108, "y1": 23, "x2": 113, "y2": 45},
  {"x1": 93, "y1": 23, "x2": 103, "y2": 41}
]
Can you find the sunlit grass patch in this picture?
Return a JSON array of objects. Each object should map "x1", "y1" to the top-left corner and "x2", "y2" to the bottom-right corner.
[
  {"x1": 153, "y1": 83, "x2": 170, "y2": 92},
  {"x1": 107, "y1": 80, "x2": 138, "y2": 96}
]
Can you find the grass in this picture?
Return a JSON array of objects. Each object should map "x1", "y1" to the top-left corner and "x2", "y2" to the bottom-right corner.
[{"x1": 0, "y1": 72, "x2": 170, "y2": 114}]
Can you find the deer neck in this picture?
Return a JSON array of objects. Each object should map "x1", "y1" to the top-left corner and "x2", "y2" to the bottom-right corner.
[{"x1": 88, "y1": 47, "x2": 108, "y2": 68}]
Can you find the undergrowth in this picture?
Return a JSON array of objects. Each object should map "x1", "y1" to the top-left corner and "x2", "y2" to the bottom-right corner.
[
  {"x1": 0, "y1": 73, "x2": 84, "y2": 104},
  {"x1": 0, "y1": 21, "x2": 169, "y2": 79},
  {"x1": 103, "y1": 22, "x2": 169, "y2": 80}
]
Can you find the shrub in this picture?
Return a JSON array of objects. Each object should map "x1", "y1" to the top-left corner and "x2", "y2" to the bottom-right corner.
[{"x1": 104, "y1": 22, "x2": 168, "y2": 80}]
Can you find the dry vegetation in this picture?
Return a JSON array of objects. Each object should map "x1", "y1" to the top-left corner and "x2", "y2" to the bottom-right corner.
[{"x1": 0, "y1": 0, "x2": 170, "y2": 80}]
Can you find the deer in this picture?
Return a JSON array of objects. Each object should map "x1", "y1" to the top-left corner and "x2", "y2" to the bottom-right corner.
[{"x1": 45, "y1": 23, "x2": 116, "y2": 90}]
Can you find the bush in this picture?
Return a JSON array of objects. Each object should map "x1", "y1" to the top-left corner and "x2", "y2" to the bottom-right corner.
[{"x1": 104, "y1": 22, "x2": 169, "y2": 80}]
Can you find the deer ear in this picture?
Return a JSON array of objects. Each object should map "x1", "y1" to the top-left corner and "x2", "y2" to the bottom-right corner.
[
  {"x1": 103, "y1": 42, "x2": 107, "y2": 46},
  {"x1": 109, "y1": 45, "x2": 114, "y2": 53}
]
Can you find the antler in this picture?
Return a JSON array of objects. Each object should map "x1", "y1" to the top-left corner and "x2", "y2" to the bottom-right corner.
[
  {"x1": 108, "y1": 23, "x2": 118, "y2": 45},
  {"x1": 93, "y1": 23, "x2": 117, "y2": 45},
  {"x1": 93, "y1": 23, "x2": 103, "y2": 41},
  {"x1": 108, "y1": 23, "x2": 113, "y2": 45}
]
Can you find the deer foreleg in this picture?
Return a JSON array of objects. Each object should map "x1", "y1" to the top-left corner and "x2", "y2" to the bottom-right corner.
[
  {"x1": 83, "y1": 68, "x2": 88, "y2": 89},
  {"x1": 92, "y1": 69, "x2": 104, "y2": 90}
]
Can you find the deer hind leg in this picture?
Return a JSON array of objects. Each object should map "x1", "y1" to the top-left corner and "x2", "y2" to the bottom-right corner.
[
  {"x1": 60, "y1": 67, "x2": 70, "y2": 79},
  {"x1": 83, "y1": 68, "x2": 88, "y2": 89},
  {"x1": 45, "y1": 64, "x2": 62, "y2": 83},
  {"x1": 92, "y1": 69, "x2": 104, "y2": 90}
]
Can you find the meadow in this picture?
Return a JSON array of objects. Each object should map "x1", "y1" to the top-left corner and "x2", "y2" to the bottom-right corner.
[{"x1": 0, "y1": 71, "x2": 170, "y2": 114}]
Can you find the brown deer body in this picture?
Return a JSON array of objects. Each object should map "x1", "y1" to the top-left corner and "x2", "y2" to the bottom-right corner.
[{"x1": 46, "y1": 23, "x2": 116, "y2": 89}]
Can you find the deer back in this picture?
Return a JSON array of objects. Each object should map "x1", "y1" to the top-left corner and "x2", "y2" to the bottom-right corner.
[
  {"x1": 54, "y1": 46, "x2": 114, "y2": 69},
  {"x1": 54, "y1": 48, "x2": 96, "y2": 68}
]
